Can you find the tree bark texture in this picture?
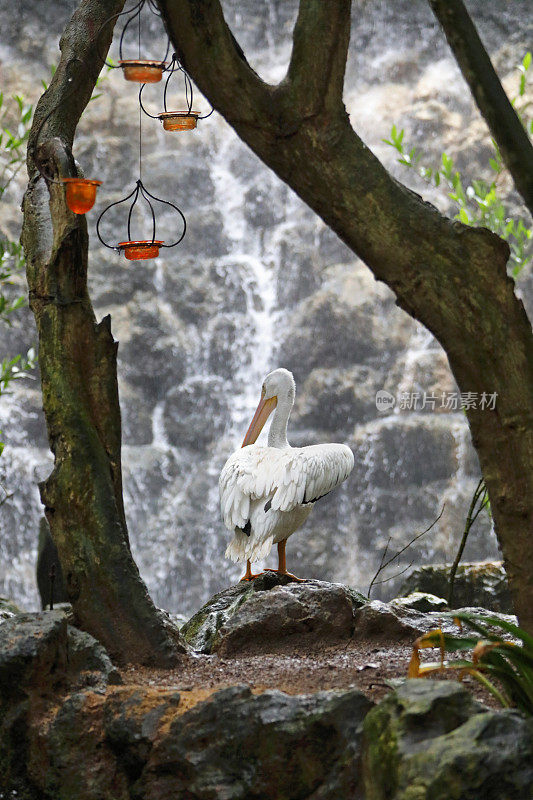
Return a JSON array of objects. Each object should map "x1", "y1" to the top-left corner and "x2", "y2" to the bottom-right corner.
[
  {"x1": 157, "y1": 0, "x2": 533, "y2": 631},
  {"x1": 428, "y1": 0, "x2": 533, "y2": 218},
  {"x1": 22, "y1": 0, "x2": 184, "y2": 666}
]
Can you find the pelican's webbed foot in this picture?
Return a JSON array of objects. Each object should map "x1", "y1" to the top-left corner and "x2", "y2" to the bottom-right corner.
[
  {"x1": 240, "y1": 559, "x2": 261, "y2": 581},
  {"x1": 263, "y1": 568, "x2": 307, "y2": 583}
]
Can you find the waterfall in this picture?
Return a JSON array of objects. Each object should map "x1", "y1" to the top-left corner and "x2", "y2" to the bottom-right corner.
[{"x1": 0, "y1": 0, "x2": 520, "y2": 614}]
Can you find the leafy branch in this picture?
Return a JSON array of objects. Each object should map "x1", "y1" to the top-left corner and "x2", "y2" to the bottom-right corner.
[
  {"x1": 383, "y1": 51, "x2": 532, "y2": 277},
  {"x1": 409, "y1": 611, "x2": 533, "y2": 715},
  {"x1": 0, "y1": 92, "x2": 33, "y2": 197},
  {"x1": 0, "y1": 348, "x2": 37, "y2": 395},
  {"x1": 0, "y1": 90, "x2": 37, "y2": 467}
]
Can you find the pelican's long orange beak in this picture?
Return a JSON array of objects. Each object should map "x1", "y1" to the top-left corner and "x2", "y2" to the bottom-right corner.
[{"x1": 242, "y1": 395, "x2": 277, "y2": 447}]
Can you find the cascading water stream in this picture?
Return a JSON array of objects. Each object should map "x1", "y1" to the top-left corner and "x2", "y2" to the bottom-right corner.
[{"x1": 0, "y1": 0, "x2": 514, "y2": 613}]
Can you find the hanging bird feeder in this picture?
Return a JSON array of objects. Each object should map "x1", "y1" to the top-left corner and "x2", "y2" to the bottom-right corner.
[
  {"x1": 158, "y1": 111, "x2": 199, "y2": 132},
  {"x1": 97, "y1": 24, "x2": 186, "y2": 262},
  {"x1": 31, "y1": 58, "x2": 103, "y2": 214},
  {"x1": 96, "y1": 179, "x2": 186, "y2": 261},
  {"x1": 139, "y1": 53, "x2": 214, "y2": 132},
  {"x1": 62, "y1": 178, "x2": 103, "y2": 215},
  {"x1": 120, "y1": 60, "x2": 166, "y2": 83},
  {"x1": 117, "y1": 239, "x2": 164, "y2": 260},
  {"x1": 98, "y1": 0, "x2": 169, "y2": 84}
]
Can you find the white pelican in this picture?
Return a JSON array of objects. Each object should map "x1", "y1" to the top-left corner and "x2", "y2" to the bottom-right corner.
[{"x1": 219, "y1": 368, "x2": 354, "y2": 581}]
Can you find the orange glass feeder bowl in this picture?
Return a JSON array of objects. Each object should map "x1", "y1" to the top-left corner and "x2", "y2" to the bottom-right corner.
[
  {"x1": 118, "y1": 240, "x2": 164, "y2": 260},
  {"x1": 62, "y1": 178, "x2": 102, "y2": 214},
  {"x1": 158, "y1": 111, "x2": 199, "y2": 131},
  {"x1": 119, "y1": 60, "x2": 165, "y2": 83}
]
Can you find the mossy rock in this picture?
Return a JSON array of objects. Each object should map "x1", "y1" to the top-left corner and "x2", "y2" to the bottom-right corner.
[
  {"x1": 362, "y1": 680, "x2": 533, "y2": 799},
  {"x1": 400, "y1": 562, "x2": 512, "y2": 613},
  {"x1": 0, "y1": 597, "x2": 24, "y2": 620},
  {"x1": 181, "y1": 573, "x2": 367, "y2": 655}
]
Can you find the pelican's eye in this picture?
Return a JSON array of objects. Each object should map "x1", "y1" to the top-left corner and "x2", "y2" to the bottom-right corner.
[{"x1": 261, "y1": 385, "x2": 266, "y2": 396}]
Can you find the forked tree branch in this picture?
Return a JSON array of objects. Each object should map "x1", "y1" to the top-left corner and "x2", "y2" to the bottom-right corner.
[
  {"x1": 428, "y1": 0, "x2": 533, "y2": 217},
  {"x1": 157, "y1": 0, "x2": 271, "y2": 128},
  {"x1": 287, "y1": 0, "x2": 351, "y2": 114},
  {"x1": 158, "y1": 0, "x2": 351, "y2": 131}
]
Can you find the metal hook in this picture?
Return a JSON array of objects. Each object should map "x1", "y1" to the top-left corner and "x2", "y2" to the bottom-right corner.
[{"x1": 96, "y1": 0, "x2": 145, "y2": 68}]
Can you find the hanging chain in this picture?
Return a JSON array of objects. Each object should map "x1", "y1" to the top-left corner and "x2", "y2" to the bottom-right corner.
[{"x1": 138, "y1": 9, "x2": 142, "y2": 181}]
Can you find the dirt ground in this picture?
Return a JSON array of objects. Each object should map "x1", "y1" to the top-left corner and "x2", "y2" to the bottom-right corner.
[{"x1": 120, "y1": 638, "x2": 499, "y2": 708}]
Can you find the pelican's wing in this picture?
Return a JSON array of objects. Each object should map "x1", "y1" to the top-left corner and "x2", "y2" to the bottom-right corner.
[
  {"x1": 219, "y1": 443, "x2": 354, "y2": 528},
  {"x1": 219, "y1": 446, "x2": 284, "y2": 530},
  {"x1": 267, "y1": 443, "x2": 354, "y2": 512}
]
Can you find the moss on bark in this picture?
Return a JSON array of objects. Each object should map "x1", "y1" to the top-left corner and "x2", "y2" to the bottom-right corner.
[{"x1": 21, "y1": 2, "x2": 184, "y2": 666}]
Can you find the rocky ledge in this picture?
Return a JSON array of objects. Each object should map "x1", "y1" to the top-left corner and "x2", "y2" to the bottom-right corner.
[
  {"x1": 180, "y1": 573, "x2": 516, "y2": 655},
  {"x1": 1, "y1": 578, "x2": 532, "y2": 799}
]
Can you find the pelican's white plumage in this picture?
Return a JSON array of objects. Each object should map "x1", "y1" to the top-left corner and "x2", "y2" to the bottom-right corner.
[{"x1": 219, "y1": 368, "x2": 354, "y2": 573}]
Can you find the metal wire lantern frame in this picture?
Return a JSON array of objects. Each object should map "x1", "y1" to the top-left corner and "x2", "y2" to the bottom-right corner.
[
  {"x1": 97, "y1": 0, "x2": 170, "y2": 74},
  {"x1": 96, "y1": 178, "x2": 186, "y2": 255},
  {"x1": 139, "y1": 52, "x2": 214, "y2": 125}
]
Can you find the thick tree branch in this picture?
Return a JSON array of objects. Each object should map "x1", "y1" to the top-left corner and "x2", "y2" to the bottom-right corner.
[
  {"x1": 158, "y1": 0, "x2": 351, "y2": 134},
  {"x1": 428, "y1": 0, "x2": 533, "y2": 217},
  {"x1": 286, "y1": 0, "x2": 351, "y2": 113}
]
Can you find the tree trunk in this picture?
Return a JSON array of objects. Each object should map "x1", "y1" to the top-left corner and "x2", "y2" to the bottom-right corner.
[
  {"x1": 157, "y1": 0, "x2": 533, "y2": 632},
  {"x1": 22, "y1": 0, "x2": 184, "y2": 666}
]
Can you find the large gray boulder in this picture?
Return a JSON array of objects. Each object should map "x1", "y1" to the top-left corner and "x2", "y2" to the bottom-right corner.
[
  {"x1": 0, "y1": 611, "x2": 121, "y2": 792},
  {"x1": 182, "y1": 578, "x2": 518, "y2": 655},
  {"x1": 20, "y1": 684, "x2": 373, "y2": 800},
  {"x1": 135, "y1": 686, "x2": 373, "y2": 800},
  {"x1": 181, "y1": 573, "x2": 367, "y2": 655},
  {"x1": 0, "y1": 612, "x2": 121, "y2": 702},
  {"x1": 362, "y1": 680, "x2": 533, "y2": 799}
]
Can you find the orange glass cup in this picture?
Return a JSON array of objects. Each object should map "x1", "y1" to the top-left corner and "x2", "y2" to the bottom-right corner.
[
  {"x1": 119, "y1": 60, "x2": 165, "y2": 83},
  {"x1": 62, "y1": 178, "x2": 102, "y2": 214},
  {"x1": 158, "y1": 111, "x2": 199, "y2": 131},
  {"x1": 118, "y1": 240, "x2": 164, "y2": 260}
]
